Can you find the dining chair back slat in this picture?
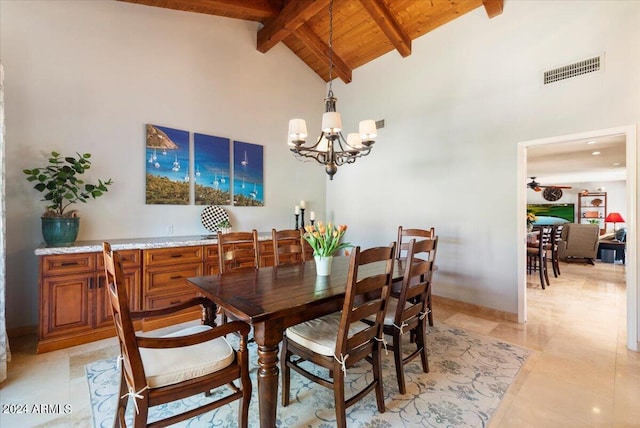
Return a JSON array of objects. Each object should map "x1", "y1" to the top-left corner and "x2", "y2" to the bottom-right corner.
[
  {"x1": 217, "y1": 230, "x2": 259, "y2": 273},
  {"x1": 272, "y1": 229, "x2": 307, "y2": 266}
]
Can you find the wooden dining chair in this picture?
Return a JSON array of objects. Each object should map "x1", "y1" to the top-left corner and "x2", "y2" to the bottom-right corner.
[
  {"x1": 217, "y1": 230, "x2": 260, "y2": 273},
  {"x1": 271, "y1": 228, "x2": 306, "y2": 266},
  {"x1": 102, "y1": 242, "x2": 252, "y2": 428},
  {"x1": 382, "y1": 237, "x2": 437, "y2": 394},
  {"x1": 527, "y1": 226, "x2": 552, "y2": 289},
  {"x1": 280, "y1": 244, "x2": 396, "y2": 428},
  {"x1": 395, "y1": 226, "x2": 435, "y2": 260},
  {"x1": 395, "y1": 226, "x2": 436, "y2": 326}
]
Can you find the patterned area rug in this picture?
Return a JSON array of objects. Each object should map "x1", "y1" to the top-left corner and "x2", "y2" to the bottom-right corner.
[{"x1": 86, "y1": 324, "x2": 530, "y2": 427}]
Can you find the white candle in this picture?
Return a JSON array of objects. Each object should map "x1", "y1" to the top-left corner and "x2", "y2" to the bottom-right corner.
[
  {"x1": 300, "y1": 200, "x2": 306, "y2": 209},
  {"x1": 294, "y1": 205, "x2": 300, "y2": 215},
  {"x1": 310, "y1": 211, "x2": 315, "y2": 221}
]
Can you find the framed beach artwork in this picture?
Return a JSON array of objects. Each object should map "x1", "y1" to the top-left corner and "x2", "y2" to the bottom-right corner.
[
  {"x1": 194, "y1": 133, "x2": 231, "y2": 205},
  {"x1": 233, "y1": 141, "x2": 264, "y2": 206},
  {"x1": 145, "y1": 124, "x2": 190, "y2": 205}
]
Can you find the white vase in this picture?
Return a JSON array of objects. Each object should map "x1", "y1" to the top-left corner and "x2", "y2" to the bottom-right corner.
[{"x1": 314, "y1": 255, "x2": 333, "y2": 276}]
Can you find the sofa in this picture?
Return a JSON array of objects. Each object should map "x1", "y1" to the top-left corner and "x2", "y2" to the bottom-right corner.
[{"x1": 557, "y1": 223, "x2": 600, "y2": 265}]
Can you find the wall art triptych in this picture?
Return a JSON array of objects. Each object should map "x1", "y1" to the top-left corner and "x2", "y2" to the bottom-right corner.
[{"x1": 145, "y1": 124, "x2": 263, "y2": 207}]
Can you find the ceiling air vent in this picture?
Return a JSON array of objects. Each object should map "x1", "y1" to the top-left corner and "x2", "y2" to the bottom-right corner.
[{"x1": 543, "y1": 55, "x2": 601, "y2": 85}]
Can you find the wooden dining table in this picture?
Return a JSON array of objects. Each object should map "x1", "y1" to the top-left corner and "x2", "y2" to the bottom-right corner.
[{"x1": 187, "y1": 256, "x2": 406, "y2": 428}]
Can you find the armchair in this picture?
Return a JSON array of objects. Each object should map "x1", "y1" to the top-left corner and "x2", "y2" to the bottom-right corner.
[{"x1": 557, "y1": 223, "x2": 600, "y2": 265}]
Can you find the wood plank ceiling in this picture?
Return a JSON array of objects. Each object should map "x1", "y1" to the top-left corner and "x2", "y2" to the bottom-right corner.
[{"x1": 118, "y1": 0, "x2": 504, "y2": 83}]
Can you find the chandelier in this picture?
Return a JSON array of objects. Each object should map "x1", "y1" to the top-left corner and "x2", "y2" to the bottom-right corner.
[{"x1": 287, "y1": 0, "x2": 377, "y2": 180}]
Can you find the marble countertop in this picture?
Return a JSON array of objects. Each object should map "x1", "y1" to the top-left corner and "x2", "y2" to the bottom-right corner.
[{"x1": 34, "y1": 233, "x2": 273, "y2": 256}]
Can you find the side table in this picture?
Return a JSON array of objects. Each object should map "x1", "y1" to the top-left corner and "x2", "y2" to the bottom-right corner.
[{"x1": 597, "y1": 241, "x2": 626, "y2": 264}]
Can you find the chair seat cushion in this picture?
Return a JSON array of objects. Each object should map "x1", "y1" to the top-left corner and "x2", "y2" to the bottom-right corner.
[
  {"x1": 139, "y1": 325, "x2": 235, "y2": 388},
  {"x1": 286, "y1": 313, "x2": 369, "y2": 356}
]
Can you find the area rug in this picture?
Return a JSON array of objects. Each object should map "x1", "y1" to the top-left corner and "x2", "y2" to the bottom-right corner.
[{"x1": 86, "y1": 324, "x2": 530, "y2": 427}]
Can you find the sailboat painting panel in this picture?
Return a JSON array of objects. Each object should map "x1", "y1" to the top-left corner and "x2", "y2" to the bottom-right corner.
[
  {"x1": 145, "y1": 124, "x2": 189, "y2": 205},
  {"x1": 233, "y1": 141, "x2": 264, "y2": 206},
  {"x1": 194, "y1": 133, "x2": 231, "y2": 205}
]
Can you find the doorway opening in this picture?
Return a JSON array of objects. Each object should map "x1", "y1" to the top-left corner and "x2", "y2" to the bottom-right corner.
[{"x1": 517, "y1": 125, "x2": 638, "y2": 351}]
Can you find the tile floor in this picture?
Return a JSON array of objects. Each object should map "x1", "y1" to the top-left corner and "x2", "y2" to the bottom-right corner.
[{"x1": 0, "y1": 259, "x2": 637, "y2": 427}]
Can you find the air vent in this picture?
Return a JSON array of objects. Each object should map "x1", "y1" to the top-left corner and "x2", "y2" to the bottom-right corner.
[
  {"x1": 375, "y1": 119, "x2": 385, "y2": 129},
  {"x1": 544, "y1": 56, "x2": 601, "y2": 85}
]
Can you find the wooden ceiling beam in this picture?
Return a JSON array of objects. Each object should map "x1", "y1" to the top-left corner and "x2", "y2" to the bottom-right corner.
[
  {"x1": 358, "y1": 0, "x2": 411, "y2": 58},
  {"x1": 293, "y1": 23, "x2": 352, "y2": 83},
  {"x1": 257, "y1": 0, "x2": 329, "y2": 53},
  {"x1": 482, "y1": 0, "x2": 504, "y2": 18},
  {"x1": 118, "y1": 0, "x2": 280, "y2": 20}
]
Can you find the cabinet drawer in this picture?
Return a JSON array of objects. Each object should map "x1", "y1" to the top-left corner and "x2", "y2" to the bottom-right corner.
[
  {"x1": 203, "y1": 245, "x2": 219, "y2": 261},
  {"x1": 97, "y1": 249, "x2": 141, "y2": 270},
  {"x1": 143, "y1": 246, "x2": 203, "y2": 266},
  {"x1": 144, "y1": 262, "x2": 202, "y2": 294},
  {"x1": 41, "y1": 253, "x2": 95, "y2": 276},
  {"x1": 145, "y1": 289, "x2": 199, "y2": 310}
]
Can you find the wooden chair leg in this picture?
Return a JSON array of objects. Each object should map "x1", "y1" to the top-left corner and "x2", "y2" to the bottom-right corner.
[
  {"x1": 537, "y1": 253, "x2": 546, "y2": 289},
  {"x1": 417, "y1": 322, "x2": 429, "y2": 374},
  {"x1": 333, "y1": 366, "x2": 347, "y2": 428},
  {"x1": 280, "y1": 338, "x2": 291, "y2": 407},
  {"x1": 115, "y1": 371, "x2": 128, "y2": 428},
  {"x1": 372, "y1": 347, "x2": 385, "y2": 413},
  {"x1": 393, "y1": 331, "x2": 406, "y2": 394}
]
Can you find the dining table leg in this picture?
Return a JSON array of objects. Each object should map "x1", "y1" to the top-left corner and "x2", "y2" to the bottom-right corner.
[{"x1": 252, "y1": 320, "x2": 284, "y2": 428}]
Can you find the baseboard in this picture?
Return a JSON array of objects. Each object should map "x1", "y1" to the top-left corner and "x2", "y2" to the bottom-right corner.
[{"x1": 433, "y1": 295, "x2": 518, "y2": 323}]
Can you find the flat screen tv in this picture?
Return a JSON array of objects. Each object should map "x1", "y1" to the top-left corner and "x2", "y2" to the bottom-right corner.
[{"x1": 527, "y1": 203, "x2": 574, "y2": 225}]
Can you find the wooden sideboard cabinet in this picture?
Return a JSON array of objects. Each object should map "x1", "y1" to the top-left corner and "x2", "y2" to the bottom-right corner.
[
  {"x1": 38, "y1": 250, "x2": 141, "y2": 353},
  {"x1": 37, "y1": 236, "x2": 278, "y2": 352}
]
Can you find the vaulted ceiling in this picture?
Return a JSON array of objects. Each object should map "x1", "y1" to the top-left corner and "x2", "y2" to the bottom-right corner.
[{"x1": 118, "y1": 0, "x2": 504, "y2": 83}]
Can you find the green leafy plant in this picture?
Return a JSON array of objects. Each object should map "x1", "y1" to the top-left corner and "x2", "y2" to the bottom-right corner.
[
  {"x1": 23, "y1": 151, "x2": 113, "y2": 218},
  {"x1": 303, "y1": 221, "x2": 352, "y2": 257},
  {"x1": 217, "y1": 219, "x2": 232, "y2": 229},
  {"x1": 587, "y1": 219, "x2": 600, "y2": 224}
]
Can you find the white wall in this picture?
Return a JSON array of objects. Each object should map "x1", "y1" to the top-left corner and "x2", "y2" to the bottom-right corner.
[
  {"x1": 326, "y1": 2, "x2": 640, "y2": 313},
  {"x1": 0, "y1": 1, "x2": 326, "y2": 328}
]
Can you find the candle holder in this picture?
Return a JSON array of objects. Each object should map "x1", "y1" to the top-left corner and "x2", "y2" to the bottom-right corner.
[
  {"x1": 294, "y1": 214, "x2": 300, "y2": 230},
  {"x1": 300, "y1": 208, "x2": 306, "y2": 230},
  {"x1": 310, "y1": 219, "x2": 315, "y2": 226}
]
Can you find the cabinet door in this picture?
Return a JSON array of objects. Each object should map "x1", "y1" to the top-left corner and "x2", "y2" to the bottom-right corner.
[
  {"x1": 95, "y1": 268, "x2": 141, "y2": 329},
  {"x1": 203, "y1": 245, "x2": 220, "y2": 275},
  {"x1": 41, "y1": 273, "x2": 93, "y2": 338}
]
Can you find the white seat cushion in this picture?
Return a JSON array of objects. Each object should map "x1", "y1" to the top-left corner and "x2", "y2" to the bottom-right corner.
[
  {"x1": 139, "y1": 325, "x2": 235, "y2": 388},
  {"x1": 285, "y1": 312, "x2": 370, "y2": 356},
  {"x1": 364, "y1": 297, "x2": 405, "y2": 325}
]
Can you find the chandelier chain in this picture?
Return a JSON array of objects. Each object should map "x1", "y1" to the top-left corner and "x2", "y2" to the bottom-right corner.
[{"x1": 328, "y1": 0, "x2": 334, "y2": 90}]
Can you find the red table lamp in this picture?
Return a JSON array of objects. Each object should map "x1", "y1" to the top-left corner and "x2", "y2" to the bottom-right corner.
[{"x1": 605, "y1": 212, "x2": 625, "y2": 236}]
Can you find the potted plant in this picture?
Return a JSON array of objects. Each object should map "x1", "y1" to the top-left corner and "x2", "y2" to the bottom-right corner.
[
  {"x1": 23, "y1": 151, "x2": 113, "y2": 246},
  {"x1": 217, "y1": 219, "x2": 232, "y2": 234}
]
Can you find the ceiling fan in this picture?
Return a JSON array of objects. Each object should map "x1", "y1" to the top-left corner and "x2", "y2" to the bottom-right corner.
[
  {"x1": 527, "y1": 177, "x2": 572, "y2": 191},
  {"x1": 527, "y1": 177, "x2": 572, "y2": 201}
]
